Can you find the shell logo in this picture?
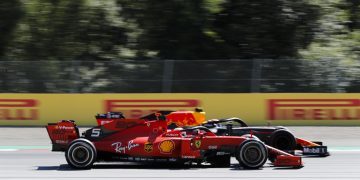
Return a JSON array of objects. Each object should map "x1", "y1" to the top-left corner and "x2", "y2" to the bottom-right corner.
[{"x1": 158, "y1": 140, "x2": 175, "y2": 154}]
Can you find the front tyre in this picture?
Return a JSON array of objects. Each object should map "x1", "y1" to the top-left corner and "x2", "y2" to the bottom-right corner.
[
  {"x1": 269, "y1": 130, "x2": 296, "y2": 151},
  {"x1": 237, "y1": 140, "x2": 268, "y2": 169},
  {"x1": 65, "y1": 139, "x2": 97, "y2": 169}
]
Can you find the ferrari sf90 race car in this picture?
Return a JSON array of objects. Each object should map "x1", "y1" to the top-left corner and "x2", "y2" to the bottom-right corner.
[
  {"x1": 201, "y1": 118, "x2": 329, "y2": 158},
  {"x1": 46, "y1": 112, "x2": 303, "y2": 169}
]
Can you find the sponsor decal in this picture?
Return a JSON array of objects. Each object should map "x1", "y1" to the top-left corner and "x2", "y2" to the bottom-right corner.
[
  {"x1": 52, "y1": 129, "x2": 70, "y2": 135},
  {"x1": 55, "y1": 140, "x2": 68, "y2": 144},
  {"x1": 165, "y1": 133, "x2": 180, "y2": 137},
  {"x1": 127, "y1": 140, "x2": 140, "y2": 150},
  {"x1": 158, "y1": 140, "x2": 175, "y2": 154},
  {"x1": 144, "y1": 142, "x2": 153, "y2": 153},
  {"x1": 156, "y1": 159, "x2": 167, "y2": 162},
  {"x1": 0, "y1": 99, "x2": 39, "y2": 120},
  {"x1": 100, "y1": 120, "x2": 113, "y2": 125},
  {"x1": 208, "y1": 145, "x2": 218, "y2": 150},
  {"x1": 303, "y1": 147, "x2": 327, "y2": 154},
  {"x1": 216, "y1": 152, "x2": 228, "y2": 155},
  {"x1": 112, "y1": 142, "x2": 126, "y2": 153},
  {"x1": 52, "y1": 126, "x2": 76, "y2": 135},
  {"x1": 104, "y1": 99, "x2": 200, "y2": 119},
  {"x1": 182, "y1": 156, "x2": 196, "y2": 159},
  {"x1": 194, "y1": 140, "x2": 202, "y2": 148},
  {"x1": 112, "y1": 140, "x2": 139, "y2": 153},
  {"x1": 268, "y1": 99, "x2": 360, "y2": 120},
  {"x1": 56, "y1": 126, "x2": 74, "y2": 130}
]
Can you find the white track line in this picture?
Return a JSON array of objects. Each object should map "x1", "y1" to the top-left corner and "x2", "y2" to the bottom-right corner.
[{"x1": 0, "y1": 149, "x2": 18, "y2": 152}]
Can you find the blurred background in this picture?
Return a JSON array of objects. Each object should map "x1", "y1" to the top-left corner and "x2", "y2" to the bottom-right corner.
[{"x1": 1, "y1": 0, "x2": 360, "y2": 93}]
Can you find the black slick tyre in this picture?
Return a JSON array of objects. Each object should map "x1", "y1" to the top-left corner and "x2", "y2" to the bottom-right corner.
[
  {"x1": 269, "y1": 129, "x2": 296, "y2": 151},
  {"x1": 65, "y1": 139, "x2": 97, "y2": 169},
  {"x1": 237, "y1": 140, "x2": 268, "y2": 169}
]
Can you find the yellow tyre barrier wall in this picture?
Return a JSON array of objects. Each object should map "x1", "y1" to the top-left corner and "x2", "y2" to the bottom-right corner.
[{"x1": 1, "y1": 93, "x2": 360, "y2": 126}]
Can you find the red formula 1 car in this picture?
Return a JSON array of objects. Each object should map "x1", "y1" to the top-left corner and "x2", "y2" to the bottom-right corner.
[{"x1": 46, "y1": 112, "x2": 303, "y2": 169}]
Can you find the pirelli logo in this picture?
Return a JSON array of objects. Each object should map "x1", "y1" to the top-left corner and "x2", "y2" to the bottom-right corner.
[
  {"x1": 104, "y1": 99, "x2": 200, "y2": 119},
  {"x1": 0, "y1": 99, "x2": 39, "y2": 120},
  {"x1": 268, "y1": 99, "x2": 360, "y2": 120}
]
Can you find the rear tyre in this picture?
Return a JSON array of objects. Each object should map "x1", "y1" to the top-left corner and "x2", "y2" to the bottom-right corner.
[
  {"x1": 65, "y1": 139, "x2": 96, "y2": 169},
  {"x1": 237, "y1": 140, "x2": 268, "y2": 169},
  {"x1": 269, "y1": 130, "x2": 296, "y2": 151}
]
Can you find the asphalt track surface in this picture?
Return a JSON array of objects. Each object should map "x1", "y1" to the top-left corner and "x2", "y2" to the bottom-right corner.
[{"x1": 1, "y1": 127, "x2": 360, "y2": 180}]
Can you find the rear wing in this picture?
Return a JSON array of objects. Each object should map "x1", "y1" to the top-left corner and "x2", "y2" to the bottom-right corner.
[{"x1": 46, "y1": 120, "x2": 80, "y2": 151}]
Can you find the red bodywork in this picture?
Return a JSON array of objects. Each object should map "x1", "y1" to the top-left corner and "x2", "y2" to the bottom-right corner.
[{"x1": 46, "y1": 112, "x2": 303, "y2": 168}]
